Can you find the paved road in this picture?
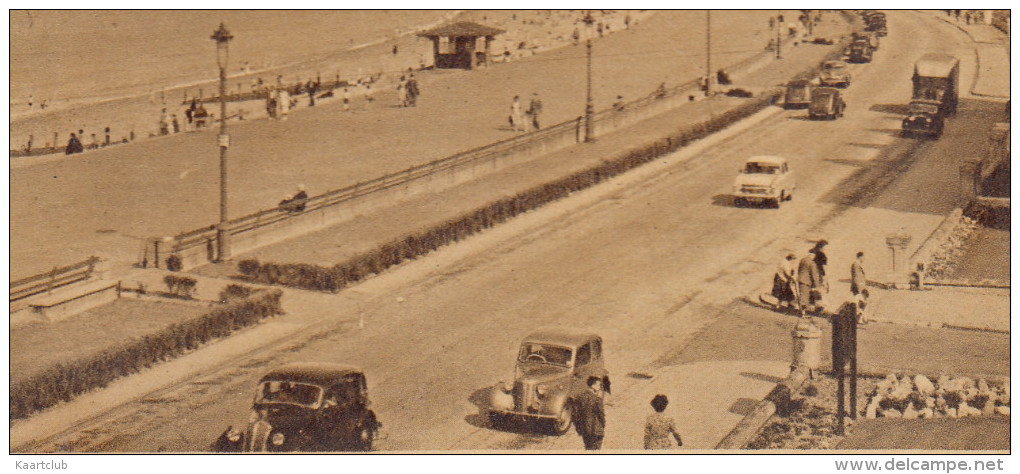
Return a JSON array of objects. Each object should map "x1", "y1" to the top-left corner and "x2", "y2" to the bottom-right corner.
[{"x1": 17, "y1": 11, "x2": 1005, "y2": 453}]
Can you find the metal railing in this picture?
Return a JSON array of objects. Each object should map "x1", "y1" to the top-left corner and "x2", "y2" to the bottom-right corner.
[
  {"x1": 10, "y1": 256, "x2": 100, "y2": 302},
  {"x1": 147, "y1": 20, "x2": 851, "y2": 267}
]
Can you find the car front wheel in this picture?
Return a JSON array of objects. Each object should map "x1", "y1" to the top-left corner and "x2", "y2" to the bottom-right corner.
[{"x1": 552, "y1": 403, "x2": 573, "y2": 435}]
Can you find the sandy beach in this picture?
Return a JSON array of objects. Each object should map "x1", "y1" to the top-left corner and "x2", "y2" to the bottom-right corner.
[{"x1": 9, "y1": 10, "x2": 650, "y2": 154}]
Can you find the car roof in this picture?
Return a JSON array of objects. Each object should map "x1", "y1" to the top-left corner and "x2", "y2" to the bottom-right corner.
[
  {"x1": 523, "y1": 328, "x2": 600, "y2": 347},
  {"x1": 788, "y1": 79, "x2": 811, "y2": 86},
  {"x1": 745, "y1": 155, "x2": 787, "y2": 165},
  {"x1": 814, "y1": 87, "x2": 840, "y2": 95},
  {"x1": 259, "y1": 362, "x2": 363, "y2": 385}
]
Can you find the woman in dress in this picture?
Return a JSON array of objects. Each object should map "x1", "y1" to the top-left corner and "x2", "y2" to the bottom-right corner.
[
  {"x1": 644, "y1": 394, "x2": 683, "y2": 449},
  {"x1": 771, "y1": 253, "x2": 798, "y2": 312}
]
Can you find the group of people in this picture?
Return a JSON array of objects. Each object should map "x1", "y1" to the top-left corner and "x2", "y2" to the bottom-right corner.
[
  {"x1": 509, "y1": 92, "x2": 543, "y2": 132},
  {"x1": 278, "y1": 185, "x2": 309, "y2": 213},
  {"x1": 570, "y1": 376, "x2": 684, "y2": 450},
  {"x1": 64, "y1": 127, "x2": 119, "y2": 155},
  {"x1": 769, "y1": 240, "x2": 870, "y2": 325}
]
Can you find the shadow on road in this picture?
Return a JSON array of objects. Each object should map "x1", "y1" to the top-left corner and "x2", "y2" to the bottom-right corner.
[
  {"x1": 739, "y1": 372, "x2": 784, "y2": 384},
  {"x1": 869, "y1": 103, "x2": 910, "y2": 116}
]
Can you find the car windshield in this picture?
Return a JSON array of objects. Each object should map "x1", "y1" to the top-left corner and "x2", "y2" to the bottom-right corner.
[
  {"x1": 519, "y1": 343, "x2": 574, "y2": 366},
  {"x1": 255, "y1": 381, "x2": 324, "y2": 408},
  {"x1": 745, "y1": 163, "x2": 780, "y2": 174},
  {"x1": 824, "y1": 62, "x2": 846, "y2": 71}
]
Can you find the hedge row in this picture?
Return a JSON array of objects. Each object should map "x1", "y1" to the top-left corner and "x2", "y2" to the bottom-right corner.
[
  {"x1": 10, "y1": 289, "x2": 284, "y2": 420},
  {"x1": 239, "y1": 94, "x2": 776, "y2": 292}
]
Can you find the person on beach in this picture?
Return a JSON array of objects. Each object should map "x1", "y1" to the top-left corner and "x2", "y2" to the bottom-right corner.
[
  {"x1": 171, "y1": 115, "x2": 180, "y2": 133},
  {"x1": 365, "y1": 83, "x2": 374, "y2": 104},
  {"x1": 510, "y1": 95, "x2": 525, "y2": 131},
  {"x1": 64, "y1": 133, "x2": 84, "y2": 155},
  {"x1": 267, "y1": 90, "x2": 278, "y2": 120},
  {"x1": 405, "y1": 74, "x2": 419, "y2": 107},
  {"x1": 159, "y1": 109, "x2": 170, "y2": 135},
  {"x1": 527, "y1": 92, "x2": 543, "y2": 130},
  {"x1": 342, "y1": 87, "x2": 351, "y2": 111},
  {"x1": 307, "y1": 80, "x2": 318, "y2": 107},
  {"x1": 613, "y1": 95, "x2": 625, "y2": 111},
  {"x1": 279, "y1": 87, "x2": 291, "y2": 120},
  {"x1": 644, "y1": 394, "x2": 683, "y2": 449}
]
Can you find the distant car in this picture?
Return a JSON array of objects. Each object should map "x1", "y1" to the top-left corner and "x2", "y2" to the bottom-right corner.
[
  {"x1": 214, "y1": 363, "x2": 379, "y2": 452},
  {"x1": 784, "y1": 79, "x2": 814, "y2": 109},
  {"x1": 901, "y1": 100, "x2": 944, "y2": 138},
  {"x1": 848, "y1": 40, "x2": 873, "y2": 63},
  {"x1": 819, "y1": 60, "x2": 852, "y2": 88},
  {"x1": 732, "y1": 156, "x2": 796, "y2": 208},
  {"x1": 809, "y1": 87, "x2": 846, "y2": 120},
  {"x1": 489, "y1": 328, "x2": 610, "y2": 435}
]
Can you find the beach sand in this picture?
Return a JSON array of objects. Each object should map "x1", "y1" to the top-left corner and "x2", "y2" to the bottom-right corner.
[{"x1": 9, "y1": 10, "x2": 651, "y2": 153}]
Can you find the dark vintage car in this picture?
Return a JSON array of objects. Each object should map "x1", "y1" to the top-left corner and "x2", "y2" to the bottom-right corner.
[
  {"x1": 783, "y1": 79, "x2": 814, "y2": 109},
  {"x1": 901, "y1": 100, "x2": 944, "y2": 138},
  {"x1": 213, "y1": 363, "x2": 379, "y2": 452},
  {"x1": 808, "y1": 87, "x2": 846, "y2": 120},
  {"x1": 489, "y1": 328, "x2": 610, "y2": 435},
  {"x1": 848, "y1": 40, "x2": 873, "y2": 63}
]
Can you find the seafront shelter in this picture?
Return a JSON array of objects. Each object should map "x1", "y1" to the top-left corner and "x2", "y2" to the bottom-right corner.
[{"x1": 418, "y1": 21, "x2": 505, "y2": 70}]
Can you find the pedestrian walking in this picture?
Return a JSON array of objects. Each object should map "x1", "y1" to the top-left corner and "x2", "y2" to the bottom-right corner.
[
  {"x1": 771, "y1": 253, "x2": 799, "y2": 312},
  {"x1": 527, "y1": 92, "x2": 543, "y2": 130},
  {"x1": 850, "y1": 251, "x2": 866, "y2": 296},
  {"x1": 307, "y1": 80, "x2": 318, "y2": 107},
  {"x1": 510, "y1": 95, "x2": 525, "y2": 131},
  {"x1": 812, "y1": 240, "x2": 830, "y2": 291},
  {"x1": 644, "y1": 394, "x2": 683, "y2": 449},
  {"x1": 406, "y1": 74, "x2": 419, "y2": 107},
  {"x1": 573, "y1": 376, "x2": 606, "y2": 450},
  {"x1": 797, "y1": 249, "x2": 823, "y2": 316}
]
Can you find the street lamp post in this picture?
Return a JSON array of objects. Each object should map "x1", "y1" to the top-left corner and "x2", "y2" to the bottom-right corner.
[
  {"x1": 705, "y1": 10, "x2": 713, "y2": 96},
  {"x1": 582, "y1": 12, "x2": 596, "y2": 143},
  {"x1": 212, "y1": 23, "x2": 233, "y2": 262}
]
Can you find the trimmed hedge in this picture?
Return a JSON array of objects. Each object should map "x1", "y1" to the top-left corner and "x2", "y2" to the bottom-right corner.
[
  {"x1": 10, "y1": 289, "x2": 284, "y2": 420},
  {"x1": 239, "y1": 94, "x2": 778, "y2": 292}
]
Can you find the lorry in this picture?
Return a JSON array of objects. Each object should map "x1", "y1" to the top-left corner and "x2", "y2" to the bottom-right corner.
[{"x1": 901, "y1": 53, "x2": 959, "y2": 138}]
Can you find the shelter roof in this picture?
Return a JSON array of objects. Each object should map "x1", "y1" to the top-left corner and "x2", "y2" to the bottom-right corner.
[{"x1": 418, "y1": 21, "x2": 505, "y2": 38}]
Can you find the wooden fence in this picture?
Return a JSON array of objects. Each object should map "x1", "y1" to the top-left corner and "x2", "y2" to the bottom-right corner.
[{"x1": 10, "y1": 256, "x2": 100, "y2": 303}]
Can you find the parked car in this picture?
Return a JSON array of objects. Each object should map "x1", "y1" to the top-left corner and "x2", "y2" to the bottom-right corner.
[
  {"x1": 809, "y1": 87, "x2": 846, "y2": 120},
  {"x1": 489, "y1": 328, "x2": 610, "y2": 435},
  {"x1": 783, "y1": 79, "x2": 814, "y2": 109},
  {"x1": 732, "y1": 156, "x2": 796, "y2": 208},
  {"x1": 848, "y1": 39, "x2": 873, "y2": 63},
  {"x1": 901, "y1": 100, "x2": 944, "y2": 138},
  {"x1": 819, "y1": 60, "x2": 852, "y2": 88},
  {"x1": 214, "y1": 363, "x2": 379, "y2": 452}
]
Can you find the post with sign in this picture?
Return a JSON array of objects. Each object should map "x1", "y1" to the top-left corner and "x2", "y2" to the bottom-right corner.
[
  {"x1": 832, "y1": 301, "x2": 858, "y2": 434},
  {"x1": 212, "y1": 23, "x2": 234, "y2": 261}
]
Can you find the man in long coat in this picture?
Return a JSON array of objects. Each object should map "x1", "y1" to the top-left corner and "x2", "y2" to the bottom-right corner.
[
  {"x1": 797, "y1": 251, "x2": 822, "y2": 316},
  {"x1": 573, "y1": 376, "x2": 606, "y2": 450}
]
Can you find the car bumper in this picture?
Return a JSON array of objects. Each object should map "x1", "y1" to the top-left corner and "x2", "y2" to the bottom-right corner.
[
  {"x1": 489, "y1": 409, "x2": 559, "y2": 421},
  {"x1": 734, "y1": 193, "x2": 779, "y2": 202}
]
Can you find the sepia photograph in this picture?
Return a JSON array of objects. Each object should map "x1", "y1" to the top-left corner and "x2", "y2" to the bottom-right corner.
[{"x1": 6, "y1": 4, "x2": 1013, "y2": 470}]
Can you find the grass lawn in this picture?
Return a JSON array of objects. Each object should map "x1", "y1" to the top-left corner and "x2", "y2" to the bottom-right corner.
[
  {"x1": 954, "y1": 226, "x2": 1010, "y2": 282},
  {"x1": 10, "y1": 298, "x2": 211, "y2": 385}
]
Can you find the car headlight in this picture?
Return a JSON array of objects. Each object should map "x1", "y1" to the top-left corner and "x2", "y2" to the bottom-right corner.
[
  {"x1": 501, "y1": 381, "x2": 513, "y2": 393},
  {"x1": 271, "y1": 432, "x2": 285, "y2": 446},
  {"x1": 536, "y1": 385, "x2": 548, "y2": 397}
]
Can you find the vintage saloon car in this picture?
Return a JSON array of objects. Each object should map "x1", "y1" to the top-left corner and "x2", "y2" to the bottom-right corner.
[
  {"x1": 214, "y1": 363, "x2": 379, "y2": 452},
  {"x1": 819, "y1": 60, "x2": 852, "y2": 88},
  {"x1": 783, "y1": 79, "x2": 814, "y2": 109},
  {"x1": 489, "y1": 329, "x2": 610, "y2": 435},
  {"x1": 732, "y1": 156, "x2": 796, "y2": 208},
  {"x1": 808, "y1": 87, "x2": 846, "y2": 120},
  {"x1": 901, "y1": 100, "x2": 944, "y2": 138}
]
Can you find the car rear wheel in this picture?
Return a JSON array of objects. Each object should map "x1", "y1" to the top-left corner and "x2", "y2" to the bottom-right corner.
[
  {"x1": 734, "y1": 197, "x2": 745, "y2": 207},
  {"x1": 552, "y1": 403, "x2": 573, "y2": 435}
]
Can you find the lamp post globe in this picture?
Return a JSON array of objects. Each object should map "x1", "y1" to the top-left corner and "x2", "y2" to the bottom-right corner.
[{"x1": 211, "y1": 22, "x2": 233, "y2": 261}]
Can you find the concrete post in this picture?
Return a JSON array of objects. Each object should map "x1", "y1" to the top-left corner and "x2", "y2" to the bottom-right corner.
[{"x1": 791, "y1": 317, "x2": 822, "y2": 375}]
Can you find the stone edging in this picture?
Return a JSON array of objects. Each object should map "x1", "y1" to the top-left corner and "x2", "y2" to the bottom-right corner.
[
  {"x1": 715, "y1": 366, "x2": 810, "y2": 449},
  {"x1": 929, "y1": 12, "x2": 1008, "y2": 99}
]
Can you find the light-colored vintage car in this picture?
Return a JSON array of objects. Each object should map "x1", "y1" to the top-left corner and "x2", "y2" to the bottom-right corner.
[
  {"x1": 213, "y1": 363, "x2": 379, "y2": 452},
  {"x1": 732, "y1": 156, "x2": 796, "y2": 208},
  {"x1": 489, "y1": 328, "x2": 610, "y2": 435},
  {"x1": 819, "y1": 60, "x2": 852, "y2": 88}
]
